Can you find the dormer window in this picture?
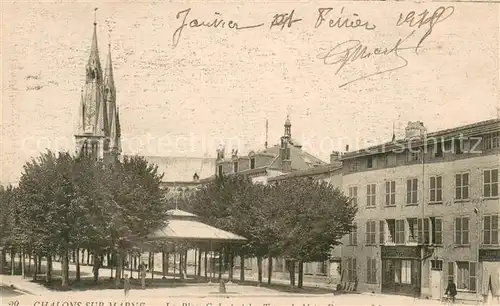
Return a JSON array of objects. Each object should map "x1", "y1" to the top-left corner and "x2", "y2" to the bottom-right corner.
[
  {"x1": 233, "y1": 162, "x2": 239, "y2": 173},
  {"x1": 250, "y1": 157, "x2": 255, "y2": 169},
  {"x1": 367, "y1": 156, "x2": 373, "y2": 169}
]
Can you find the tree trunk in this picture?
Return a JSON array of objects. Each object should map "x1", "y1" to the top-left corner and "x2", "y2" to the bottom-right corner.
[
  {"x1": 298, "y1": 261, "x2": 304, "y2": 288},
  {"x1": 218, "y1": 251, "x2": 223, "y2": 280},
  {"x1": 150, "y1": 252, "x2": 154, "y2": 279},
  {"x1": 115, "y1": 252, "x2": 122, "y2": 287},
  {"x1": 288, "y1": 260, "x2": 296, "y2": 287},
  {"x1": 61, "y1": 250, "x2": 69, "y2": 287},
  {"x1": 267, "y1": 257, "x2": 273, "y2": 285},
  {"x1": 165, "y1": 253, "x2": 169, "y2": 276},
  {"x1": 179, "y1": 252, "x2": 184, "y2": 280},
  {"x1": 239, "y1": 254, "x2": 245, "y2": 281},
  {"x1": 32, "y1": 254, "x2": 38, "y2": 281},
  {"x1": 197, "y1": 250, "x2": 202, "y2": 276},
  {"x1": 21, "y1": 249, "x2": 25, "y2": 278},
  {"x1": 27, "y1": 251, "x2": 32, "y2": 273},
  {"x1": 18, "y1": 251, "x2": 22, "y2": 271},
  {"x1": 0, "y1": 249, "x2": 5, "y2": 274},
  {"x1": 93, "y1": 258, "x2": 100, "y2": 284},
  {"x1": 75, "y1": 248, "x2": 80, "y2": 282},
  {"x1": 46, "y1": 254, "x2": 52, "y2": 284},
  {"x1": 10, "y1": 249, "x2": 15, "y2": 275},
  {"x1": 229, "y1": 251, "x2": 234, "y2": 282},
  {"x1": 257, "y1": 256, "x2": 263, "y2": 285},
  {"x1": 37, "y1": 256, "x2": 41, "y2": 273}
]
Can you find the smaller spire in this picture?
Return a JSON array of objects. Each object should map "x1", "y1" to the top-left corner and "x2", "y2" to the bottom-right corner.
[
  {"x1": 93, "y1": 7, "x2": 98, "y2": 26},
  {"x1": 284, "y1": 115, "x2": 291, "y2": 137}
]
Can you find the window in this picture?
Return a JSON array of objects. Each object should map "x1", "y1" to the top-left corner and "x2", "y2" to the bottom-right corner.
[
  {"x1": 483, "y1": 132, "x2": 500, "y2": 150},
  {"x1": 434, "y1": 142, "x2": 444, "y2": 158},
  {"x1": 417, "y1": 218, "x2": 430, "y2": 244},
  {"x1": 365, "y1": 221, "x2": 376, "y2": 245},
  {"x1": 348, "y1": 186, "x2": 358, "y2": 206},
  {"x1": 218, "y1": 165, "x2": 223, "y2": 176},
  {"x1": 349, "y1": 160, "x2": 359, "y2": 172},
  {"x1": 387, "y1": 219, "x2": 396, "y2": 243},
  {"x1": 367, "y1": 156, "x2": 373, "y2": 169},
  {"x1": 366, "y1": 184, "x2": 376, "y2": 207},
  {"x1": 349, "y1": 223, "x2": 357, "y2": 245},
  {"x1": 406, "y1": 178, "x2": 418, "y2": 205},
  {"x1": 483, "y1": 169, "x2": 499, "y2": 198},
  {"x1": 366, "y1": 258, "x2": 377, "y2": 284},
  {"x1": 385, "y1": 181, "x2": 396, "y2": 206},
  {"x1": 386, "y1": 154, "x2": 396, "y2": 167},
  {"x1": 408, "y1": 218, "x2": 418, "y2": 243},
  {"x1": 429, "y1": 176, "x2": 443, "y2": 203},
  {"x1": 455, "y1": 172, "x2": 470, "y2": 201},
  {"x1": 395, "y1": 260, "x2": 412, "y2": 284},
  {"x1": 395, "y1": 220, "x2": 405, "y2": 244},
  {"x1": 250, "y1": 158, "x2": 255, "y2": 169},
  {"x1": 455, "y1": 217, "x2": 469, "y2": 245},
  {"x1": 379, "y1": 220, "x2": 385, "y2": 245},
  {"x1": 448, "y1": 262, "x2": 454, "y2": 283},
  {"x1": 431, "y1": 260, "x2": 443, "y2": 271},
  {"x1": 233, "y1": 162, "x2": 239, "y2": 173},
  {"x1": 408, "y1": 151, "x2": 420, "y2": 162},
  {"x1": 454, "y1": 261, "x2": 477, "y2": 292},
  {"x1": 431, "y1": 218, "x2": 443, "y2": 245},
  {"x1": 483, "y1": 215, "x2": 499, "y2": 245},
  {"x1": 346, "y1": 257, "x2": 357, "y2": 282},
  {"x1": 454, "y1": 138, "x2": 463, "y2": 154},
  {"x1": 317, "y1": 261, "x2": 328, "y2": 274}
]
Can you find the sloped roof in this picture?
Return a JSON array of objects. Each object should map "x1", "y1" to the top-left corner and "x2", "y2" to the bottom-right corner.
[
  {"x1": 134, "y1": 155, "x2": 216, "y2": 182},
  {"x1": 149, "y1": 219, "x2": 247, "y2": 242},
  {"x1": 268, "y1": 144, "x2": 327, "y2": 170}
]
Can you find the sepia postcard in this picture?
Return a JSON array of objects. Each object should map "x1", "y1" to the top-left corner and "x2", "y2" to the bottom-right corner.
[{"x1": 1, "y1": 1, "x2": 500, "y2": 306}]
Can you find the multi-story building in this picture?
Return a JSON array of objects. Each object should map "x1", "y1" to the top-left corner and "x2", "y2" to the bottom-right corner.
[
  {"x1": 334, "y1": 119, "x2": 499, "y2": 302},
  {"x1": 215, "y1": 116, "x2": 327, "y2": 184}
]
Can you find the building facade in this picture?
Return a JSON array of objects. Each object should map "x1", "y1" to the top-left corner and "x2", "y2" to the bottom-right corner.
[
  {"x1": 215, "y1": 117, "x2": 327, "y2": 184},
  {"x1": 335, "y1": 119, "x2": 500, "y2": 302}
]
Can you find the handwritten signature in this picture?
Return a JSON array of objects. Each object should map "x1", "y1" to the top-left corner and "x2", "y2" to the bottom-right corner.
[
  {"x1": 318, "y1": 6, "x2": 455, "y2": 87},
  {"x1": 315, "y1": 7, "x2": 376, "y2": 31},
  {"x1": 172, "y1": 8, "x2": 264, "y2": 48},
  {"x1": 317, "y1": 31, "x2": 418, "y2": 88}
]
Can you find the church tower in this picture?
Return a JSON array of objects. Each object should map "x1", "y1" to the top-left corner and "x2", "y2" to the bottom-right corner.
[{"x1": 75, "y1": 13, "x2": 121, "y2": 163}]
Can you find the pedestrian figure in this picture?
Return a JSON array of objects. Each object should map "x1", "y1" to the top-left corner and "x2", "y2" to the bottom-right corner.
[
  {"x1": 445, "y1": 279, "x2": 457, "y2": 304},
  {"x1": 140, "y1": 262, "x2": 147, "y2": 289},
  {"x1": 124, "y1": 274, "x2": 130, "y2": 297}
]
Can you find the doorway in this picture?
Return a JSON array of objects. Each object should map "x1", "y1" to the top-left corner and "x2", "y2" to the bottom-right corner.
[{"x1": 430, "y1": 259, "x2": 443, "y2": 300}]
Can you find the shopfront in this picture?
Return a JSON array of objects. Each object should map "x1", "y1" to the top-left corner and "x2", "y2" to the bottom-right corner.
[
  {"x1": 479, "y1": 249, "x2": 500, "y2": 301},
  {"x1": 381, "y1": 246, "x2": 421, "y2": 296}
]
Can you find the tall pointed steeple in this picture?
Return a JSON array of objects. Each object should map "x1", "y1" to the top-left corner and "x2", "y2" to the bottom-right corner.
[
  {"x1": 74, "y1": 9, "x2": 110, "y2": 161},
  {"x1": 105, "y1": 31, "x2": 121, "y2": 159}
]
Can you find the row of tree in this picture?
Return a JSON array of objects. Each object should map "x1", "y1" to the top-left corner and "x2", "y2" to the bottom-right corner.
[
  {"x1": 177, "y1": 174, "x2": 358, "y2": 288},
  {"x1": 0, "y1": 151, "x2": 168, "y2": 287},
  {"x1": 0, "y1": 150, "x2": 357, "y2": 289}
]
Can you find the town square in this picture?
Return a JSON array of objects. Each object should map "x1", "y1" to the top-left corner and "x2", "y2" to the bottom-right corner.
[{"x1": 1, "y1": 1, "x2": 500, "y2": 306}]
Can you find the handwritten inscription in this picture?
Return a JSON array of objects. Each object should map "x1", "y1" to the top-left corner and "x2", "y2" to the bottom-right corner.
[
  {"x1": 172, "y1": 9, "x2": 264, "y2": 48},
  {"x1": 315, "y1": 7, "x2": 376, "y2": 30},
  {"x1": 396, "y1": 6, "x2": 455, "y2": 51},
  {"x1": 270, "y1": 10, "x2": 302, "y2": 30},
  {"x1": 317, "y1": 31, "x2": 418, "y2": 88},
  {"x1": 170, "y1": 6, "x2": 456, "y2": 87}
]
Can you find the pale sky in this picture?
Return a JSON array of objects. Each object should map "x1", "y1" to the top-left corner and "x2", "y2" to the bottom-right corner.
[{"x1": 1, "y1": 1, "x2": 499, "y2": 184}]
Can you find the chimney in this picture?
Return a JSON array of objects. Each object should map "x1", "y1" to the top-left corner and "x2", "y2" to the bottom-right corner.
[
  {"x1": 345, "y1": 145, "x2": 350, "y2": 152},
  {"x1": 193, "y1": 173, "x2": 199, "y2": 182},
  {"x1": 405, "y1": 121, "x2": 427, "y2": 139},
  {"x1": 330, "y1": 151, "x2": 340, "y2": 164}
]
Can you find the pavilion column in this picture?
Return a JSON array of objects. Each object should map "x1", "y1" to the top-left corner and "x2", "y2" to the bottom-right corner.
[
  {"x1": 208, "y1": 241, "x2": 213, "y2": 283},
  {"x1": 194, "y1": 248, "x2": 197, "y2": 278},
  {"x1": 173, "y1": 250, "x2": 177, "y2": 280},
  {"x1": 204, "y1": 250, "x2": 208, "y2": 280},
  {"x1": 166, "y1": 252, "x2": 170, "y2": 276},
  {"x1": 162, "y1": 251, "x2": 166, "y2": 279},
  {"x1": 197, "y1": 248, "x2": 202, "y2": 277}
]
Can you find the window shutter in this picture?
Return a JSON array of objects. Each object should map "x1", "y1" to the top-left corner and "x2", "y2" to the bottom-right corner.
[
  {"x1": 469, "y1": 262, "x2": 476, "y2": 292},
  {"x1": 448, "y1": 262, "x2": 454, "y2": 282}
]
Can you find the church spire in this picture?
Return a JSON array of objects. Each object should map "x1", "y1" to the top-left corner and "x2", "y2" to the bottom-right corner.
[{"x1": 105, "y1": 29, "x2": 121, "y2": 157}]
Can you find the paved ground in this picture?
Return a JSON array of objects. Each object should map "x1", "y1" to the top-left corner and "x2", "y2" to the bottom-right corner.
[{"x1": 0, "y1": 285, "x2": 26, "y2": 298}]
